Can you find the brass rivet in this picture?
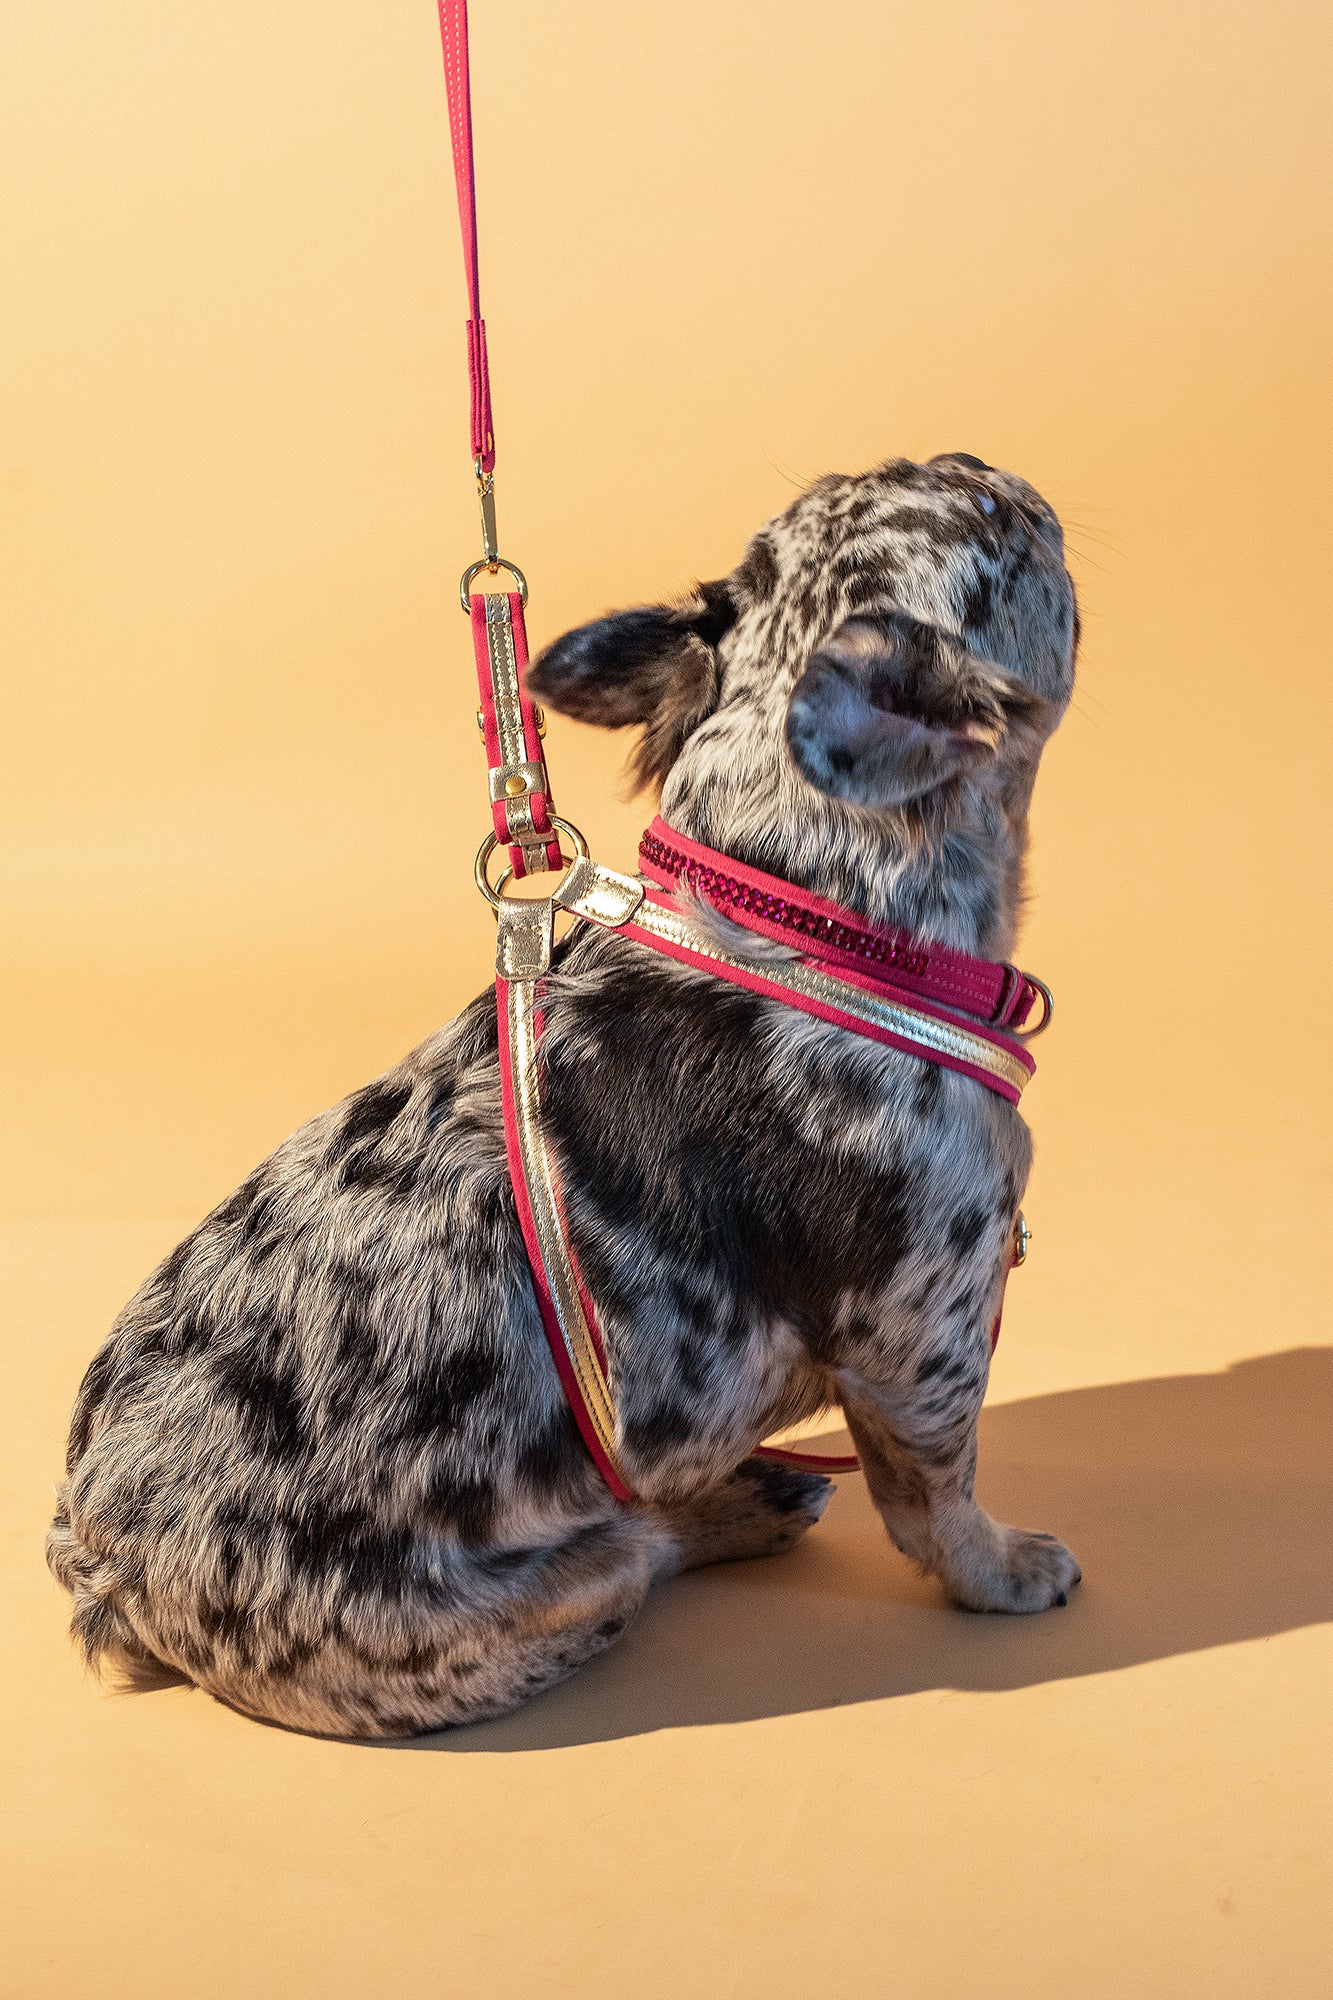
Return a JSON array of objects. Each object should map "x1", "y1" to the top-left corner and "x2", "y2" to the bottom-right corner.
[{"x1": 504, "y1": 773, "x2": 527, "y2": 797}]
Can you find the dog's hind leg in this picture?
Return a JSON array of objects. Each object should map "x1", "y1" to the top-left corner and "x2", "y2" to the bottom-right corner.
[
  {"x1": 650, "y1": 1457, "x2": 834, "y2": 1574},
  {"x1": 837, "y1": 1355, "x2": 1080, "y2": 1614},
  {"x1": 190, "y1": 1512, "x2": 669, "y2": 1741}
]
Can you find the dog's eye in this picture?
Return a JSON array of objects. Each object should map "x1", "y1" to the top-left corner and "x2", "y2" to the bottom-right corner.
[{"x1": 975, "y1": 493, "x2": 997, "y2": 516}]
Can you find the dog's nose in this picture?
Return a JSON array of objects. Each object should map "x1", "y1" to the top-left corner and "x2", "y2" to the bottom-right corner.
[{"x1": 929, "y1": 452, "x2": 991, "y2": 472}]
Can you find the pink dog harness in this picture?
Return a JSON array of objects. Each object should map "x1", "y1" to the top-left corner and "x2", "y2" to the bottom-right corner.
[{"x1": 435, "y1": 0, "x2": 1040, "y2": 1501}]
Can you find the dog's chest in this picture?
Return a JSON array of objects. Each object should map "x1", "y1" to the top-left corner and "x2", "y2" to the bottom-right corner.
[{"x1": 540, "y1": 932, "x2": 1025, "y2": 1352}]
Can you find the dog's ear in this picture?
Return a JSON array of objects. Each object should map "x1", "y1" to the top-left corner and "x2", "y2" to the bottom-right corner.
[
  {"x1": 785, "y1": 610, "x2": 1045, "y2": 809},
  {"x1": 526, "y1": 581, "x2": 735, "y2": 791}
]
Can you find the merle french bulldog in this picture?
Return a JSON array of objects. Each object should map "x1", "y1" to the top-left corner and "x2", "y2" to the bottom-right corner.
[{"x1": 48, "y1": 453, "x2": 1081, "y2": 1737}]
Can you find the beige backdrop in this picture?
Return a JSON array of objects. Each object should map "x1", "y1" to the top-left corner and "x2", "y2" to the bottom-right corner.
[{"x1": 4, "y1": 1, "x2": 1331, "y2": 1994}]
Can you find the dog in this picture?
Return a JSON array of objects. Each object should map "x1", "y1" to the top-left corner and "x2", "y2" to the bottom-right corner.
[{"x1": 47, "y1": 452, "x2": 1081, "y2": 1737}]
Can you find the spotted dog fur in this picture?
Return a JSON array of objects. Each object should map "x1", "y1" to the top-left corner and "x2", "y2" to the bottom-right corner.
[{"x1": 48, "y1": 453, "x2": 1081, "y2": 1737}]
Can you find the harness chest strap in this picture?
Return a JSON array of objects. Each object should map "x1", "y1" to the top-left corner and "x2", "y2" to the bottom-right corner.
[{"x1": 492, "y1": 854, "x2": 1040, "y2": 1500}]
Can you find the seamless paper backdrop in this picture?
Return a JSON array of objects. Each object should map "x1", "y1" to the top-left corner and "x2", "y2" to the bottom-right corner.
[{"x1": 3, "y1": 3, "x2": 1331, "y2": 1997}]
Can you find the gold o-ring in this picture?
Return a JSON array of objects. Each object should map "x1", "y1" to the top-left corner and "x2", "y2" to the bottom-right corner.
[
  {"x1": 1010, "y1": 976, "x2": 1054, "y2": 1039},
  {"x1": 473, "y1": 815, "x2": 590, "y2": 911},
  {"x1": 460, "y1": 558, "x2": 530, "y2": 611}
]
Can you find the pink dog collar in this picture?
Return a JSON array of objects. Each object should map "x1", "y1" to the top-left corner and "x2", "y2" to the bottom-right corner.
[{"x1": 640, "y1": 817, "x2": 1050, "y2": 1033}]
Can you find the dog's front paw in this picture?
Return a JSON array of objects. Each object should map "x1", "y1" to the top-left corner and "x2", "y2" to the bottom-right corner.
[{"x1": 944, "y1": 1521, "x2": 1082, "y2": 1614}]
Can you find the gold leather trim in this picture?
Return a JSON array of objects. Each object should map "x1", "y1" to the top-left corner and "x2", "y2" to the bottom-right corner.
[
  {"x1": 488, "y1": 759, "x2": 547, "y2": 805},
  {"x1": 630, "y1": 899, "x2": 1033, "y2": 1098},
  {"x1": 552, "y1": 856, "x2": 646, "y2": 928},
  {"x1": 494, "y1": 898, "x2": 554, "y2": 980},
  {"x1": 506, "y1": 975, "x2": 627, "y2": 1477},
  {"x1": 483, "y1": 593, "x2": 546, "y2": 855}
]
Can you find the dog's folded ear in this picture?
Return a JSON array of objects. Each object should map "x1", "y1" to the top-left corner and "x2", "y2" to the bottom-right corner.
[
  {"x1": 785, "y1": 610, "x2": 1047, "y2": 809},
  {"x1": 526, "y1": 581, "x2": 735, "y2": 791}
]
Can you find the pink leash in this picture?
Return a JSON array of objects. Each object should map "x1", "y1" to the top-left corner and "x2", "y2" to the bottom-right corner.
[
  {"x1": 435, "y1": 0, "x2": 493, "y2": 476},
  {"x1": 433, "y1": 4, "x2": 1035, "y2": 1499},
  {"x1": 436, "y1": 0, "x2": 560, "y2": 879}
]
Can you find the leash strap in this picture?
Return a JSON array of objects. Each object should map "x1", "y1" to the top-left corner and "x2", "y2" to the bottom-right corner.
[
  {"x1": 436, "y1": 0, "x2": 560, "y2": 877},
  {"x1": 435, "y1": 0, "x2": 493, "y2": 473},
  {"x1": 472, "y1": 592, "x2": 563, "y2": 877}
]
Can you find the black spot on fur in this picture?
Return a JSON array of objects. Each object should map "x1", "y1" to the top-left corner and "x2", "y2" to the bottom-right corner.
[
  {"x1": 424, "y1": 1078, "x2": 457, "y2": 1130},
  {"x1": 886, "y1": 506, "x2": 971, "y2": 550},
  {"x1": 340, "y1": 1079, "x2": 413, "y2": 1148},
  {"x1": 212, "y1": 1348, "x2": 306, "y2": 1461},
  {"x1": 914, "y1": 1065, "x2": 942, "y2": 1115},
  {"x1": 946, "y1": 1205, "x2": 988, "y2": 1256},
  {"x1": 515, "y1": 1411, "x2": 592, "y2": 1501},
  {"x1": 624, "y1": 1397, "x2": 697, "y2": 1455},
  {"x1": 737, "y1": 537, "x2": 779, "y2": 602},
  {"x1": 419, "y1": 1464, "x2": 498, "y2": 1545},
  {"x1": 916, "y1": 1348, "x2": 971, "y2": 1386},
  {"x1": 961, "y1": 575, "x2": 996, "y2": 630},
  {"x1": 416, "y1": 1337, "x2": 497, "y2": 1426}
]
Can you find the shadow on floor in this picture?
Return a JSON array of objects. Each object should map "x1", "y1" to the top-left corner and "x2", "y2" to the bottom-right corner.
[{"x1": 416, "y1": 1346, "x2": 1333, "y2": 1751}]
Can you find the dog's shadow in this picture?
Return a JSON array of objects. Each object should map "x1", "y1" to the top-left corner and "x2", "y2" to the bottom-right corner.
[{"x1": 411, "y1": 1347, "x2": 1333, "y2": 1751}]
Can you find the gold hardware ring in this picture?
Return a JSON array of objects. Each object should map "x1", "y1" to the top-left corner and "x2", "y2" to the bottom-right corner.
[
  {"x1": 474, "y1": 815, "x2": 590, "y2": 911},
  {"x1": 460, "y1": 558, "x2": 530, "y2": 611},
  {"x1": 1010, "y1": 975, "x2": 1054, "y2": 1039}
]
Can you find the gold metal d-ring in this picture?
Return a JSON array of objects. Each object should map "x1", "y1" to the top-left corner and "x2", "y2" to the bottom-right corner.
[
  {"x1": 1010, "y1": 975, "x2": 1054, "y2": 1039},
  {"x1": 474, "y1": 815, "x2": 590, "y2": 910},
  {"x1": 460, "y1": 558, "x2": 529, "y2": 612}
]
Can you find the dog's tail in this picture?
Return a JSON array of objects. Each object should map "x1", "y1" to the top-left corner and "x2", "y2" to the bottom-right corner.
[{"x1": 46, "y1": 1488, "x2": 191, "y2": 1694}]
